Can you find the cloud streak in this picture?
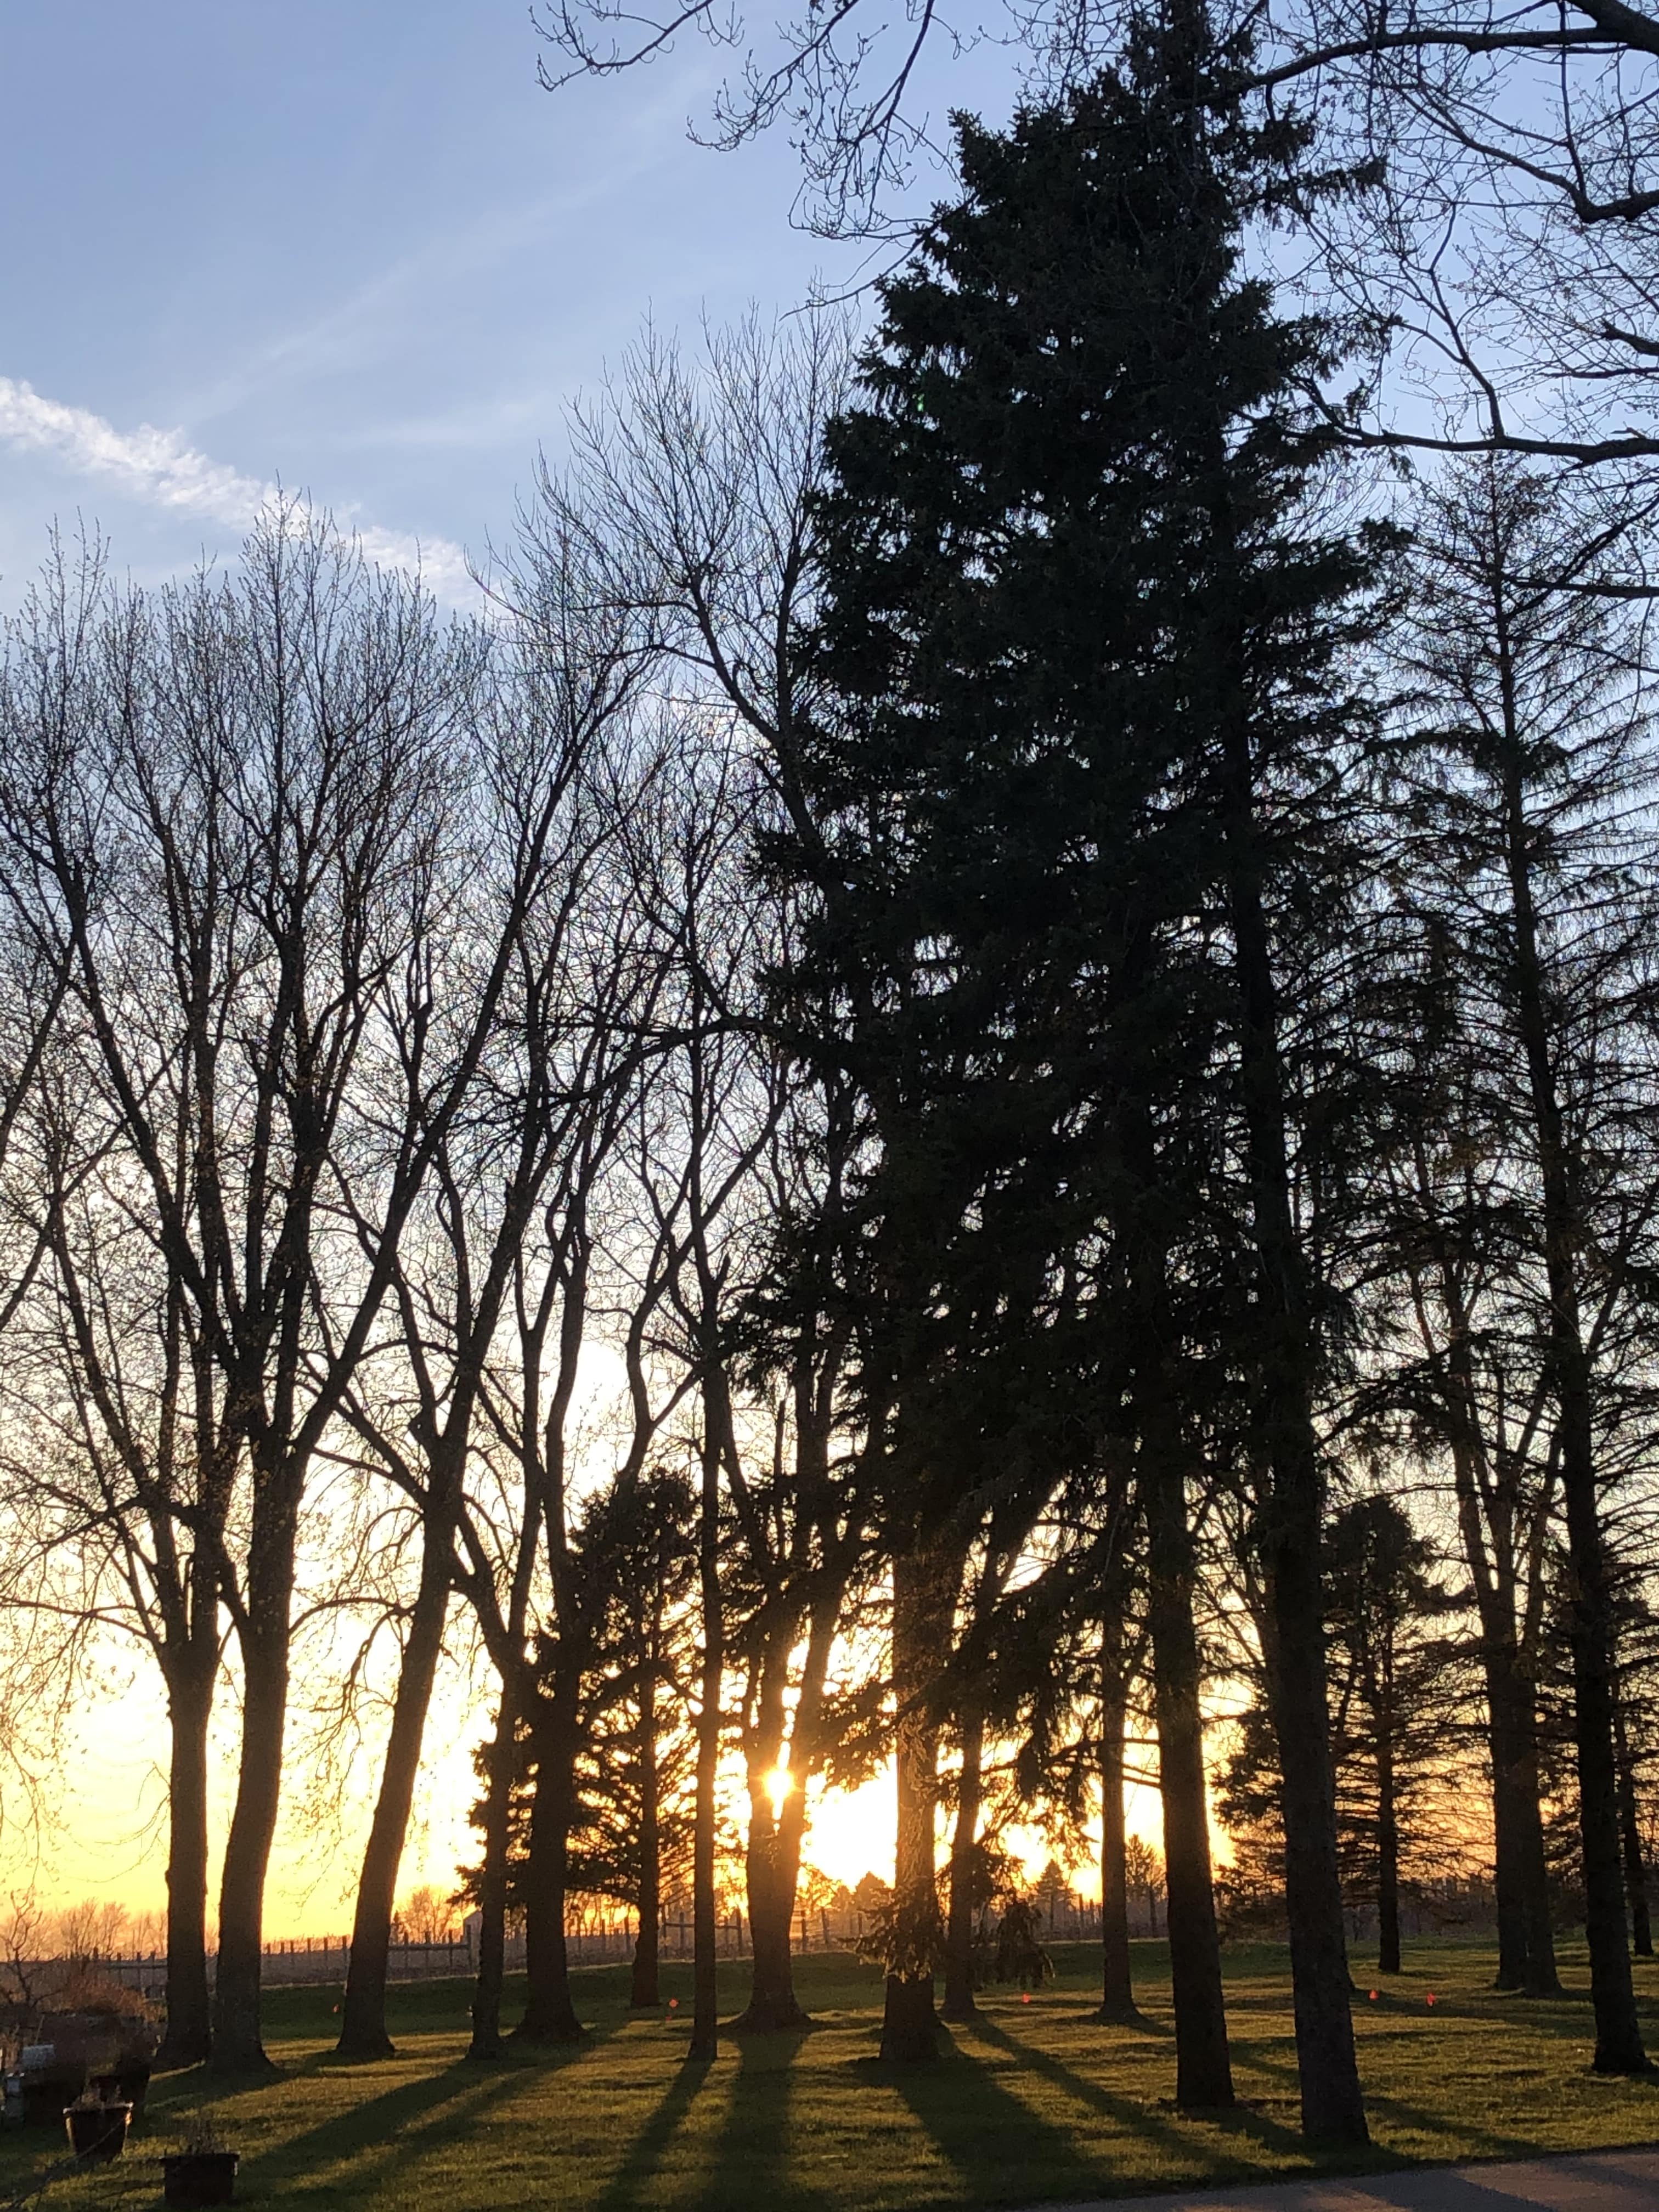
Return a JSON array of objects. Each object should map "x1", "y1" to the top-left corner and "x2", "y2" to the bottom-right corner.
[{"x1": 0, "y1": 376, "x2": 473, "y2": 600}]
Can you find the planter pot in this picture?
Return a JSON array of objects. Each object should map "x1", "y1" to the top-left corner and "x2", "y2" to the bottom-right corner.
[
  {"x1": 163, "y1": 2151, "x2": 239, "y2": 2208},
  {"x1": 64, "y1": 2102, "x2": 131, "y2": 2163}
]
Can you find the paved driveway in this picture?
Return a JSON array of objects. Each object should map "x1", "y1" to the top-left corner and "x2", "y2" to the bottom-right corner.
[{"x1": 1031, "y1": 2146, "x2": 1659, "y2": 2210}]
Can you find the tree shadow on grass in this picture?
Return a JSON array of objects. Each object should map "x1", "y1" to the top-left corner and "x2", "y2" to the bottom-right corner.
[
  {"x1": 1230, "y1": 2038, "x2": 1541, "y2": 2164},
  {"x1": 229, "y1": 2056, "x2": 528, "y2": 2201},
  {"x1": 593, "y1": 2050, "x2": 718, "y2": 2211},
  {"x1": 1049, "y1": 1994, "x2": 1176, "y2": 2038},
  {"x1": 690, "y1": 2030, "x2": 828, "y2": 2212},
  {"x1": 970, "y1": 2015, "x2": 1221, "y2": 2166},
  {"x1": 871, "y1": 2026, "x2": 1107, "y2": 2205},
  {"x1": 228, "y1": 2026, "x2": 628, "y2": 2204}
]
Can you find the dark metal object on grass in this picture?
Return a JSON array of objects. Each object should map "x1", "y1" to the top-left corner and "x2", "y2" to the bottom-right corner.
[{"x1": 162, "y1": 2150, "x2": 240, "y2": 2207}]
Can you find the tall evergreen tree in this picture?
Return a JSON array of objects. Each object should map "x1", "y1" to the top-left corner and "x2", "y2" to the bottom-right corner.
[
  {"x1": 1396, "y1": 455, "x2": 1659, "y2": 2072},
  {"x1": 792, "y1": 13, "x2": 1387, "y2": 2139}
]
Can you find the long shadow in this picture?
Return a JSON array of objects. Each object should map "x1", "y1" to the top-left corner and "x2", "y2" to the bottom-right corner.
[
  {"x1": 230, "y1": 2021, "x2": 630, "y2": 2202},
  {"x1": 259, "y1": 2006, "x2": 635, "y2": 2176},
  {"x1": 593, "y1": 2051, "x2": 716, "y2": 2211},
  {"x1": 1229, "y1": 2032, "x2": 1543, "y2": 2163},
  {"x1": 1064, "y1": 1997, "x2": 1176, "y2": 2039},
  {"x1": 971, "y1": 2013, "x2": 1215, "y2": 2166},
  {"x1": 692, "y1": 2029, "x2": 824, "y2": 2212},
  {"x1": 879, "y1": 2022, "x2": 1108, "y2": 2204},
  {"x1": 232, "y1": 2056, "x2": 524, "y2": 2198}
]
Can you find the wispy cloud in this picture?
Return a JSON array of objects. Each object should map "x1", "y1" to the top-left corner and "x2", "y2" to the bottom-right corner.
[{"x1": 0, "y1": 376, "x2": 474, "y2": 599}]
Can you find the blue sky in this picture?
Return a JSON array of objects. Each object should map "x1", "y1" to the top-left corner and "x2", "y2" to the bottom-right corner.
[{"x1": 0, "y1": 2, "x2": 1015, "y2": 606}]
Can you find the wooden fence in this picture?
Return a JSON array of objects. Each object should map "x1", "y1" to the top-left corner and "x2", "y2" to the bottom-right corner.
[
  {"x1": 43, "y1": 1877, "x2": 1502, "y2": 1998},
  {"x1": 72, "y1": 1887, "x2": 1167, "y2": 1996}
]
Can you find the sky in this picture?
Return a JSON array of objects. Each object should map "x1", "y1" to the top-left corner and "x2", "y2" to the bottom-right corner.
[
  {"x1": 0, "y1": 2, "x2": 1071, "y2": 1937},
  {"x1": 0, "y1": 1, "x2": 1009, "y2": 610}
]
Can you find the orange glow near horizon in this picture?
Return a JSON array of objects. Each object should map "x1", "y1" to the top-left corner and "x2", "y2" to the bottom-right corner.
[{"x1": 0, "y1": 1635, "x2": 1178, "y2": 1940}]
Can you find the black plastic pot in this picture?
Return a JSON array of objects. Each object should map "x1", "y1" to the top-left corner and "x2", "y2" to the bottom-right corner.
[
  {"x1": 162, "y1": 2150, "x2": 239, "y2": 2208},
  {"x1": 63, "y1": 2101, "x2": 131, "y2": 2163}
]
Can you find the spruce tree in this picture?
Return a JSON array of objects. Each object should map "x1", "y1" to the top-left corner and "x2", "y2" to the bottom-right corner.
[{"x1": 796, "y1": 13, "x2": 1385, "y2": 2140}]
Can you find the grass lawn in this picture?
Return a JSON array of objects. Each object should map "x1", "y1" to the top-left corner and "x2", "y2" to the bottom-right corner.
[{"x1": 4, "y1": 1938, "x2": 1658, "y2": 2210}]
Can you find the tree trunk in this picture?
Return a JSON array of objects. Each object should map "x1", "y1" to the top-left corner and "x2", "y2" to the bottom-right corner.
[
  {"x1": 880, "y1": 1542, "x2": 947, "y2": 2063},
  {"x1": 337, "y1": 1500, "x2": 455, "y2": 2058},
  {"x1": 1613, "y1": 1697, "x2": 1654, "y2": 1960},
  {"x1": 739, "y1": 1861, "x2": 802, "y2": 2033},
  {"x1": 210, "y1": 1483, "x2": 299, "y2": 2079},
  {"x1": 1554, "y1": 1378, "x2": 1643, "y2": 2067},
  {"x1": 1489, "y1": 1713, "x2": 1528, "y2": 1993},
  {"x1": 631, "y1": 1660, "x2": 662, "y2": 2008},
  {"x1": 1501, "y1": 755, "x2": 1646, "y2": 2074},
  {"x1": 941, "y1": 1703, "x2": 984, "y2": 2022},
  {"x1": 1514, "y1": 1711, "x2": 1560, "y2": 1993},
  {"x1": 468, "y1": 1695, "x2": 516, "y2": 2059},
  {"x1": 1113, "y1": 1051, "x2": 1227, "y2": 2089},
  {"x1": 688, "y1": 1420, "x2": 723, "y2": 2063},
  {"x1": 1141, "y1": 1453, "x2": 1233, "y2": 2107},
  {"x1": 1448, "y1": 1393, "x2": 1560, "y2": 1999},
  {"x1": 515, "y1": 1695, "x2": 584, "y2": 2044},
  {"x1": 732, "y1": 1613, "x2": 808, "y2": 2034},
  {"x1": 731, "y1": 1592, "x2": 839, "y2": 2034},
  {"x1": 1097, "y1": 1611, "x2": 1136, "y2": 2024},
  {"x1": 1222, "y1": 830, "x2": 1367, "y2": 2147},
  {"x1": 1486, "y1": 1662, "x2": 1560, "y2": 1995},
  {"x1": 156, "y1": 1648, "x2": 215, "y2": 2069},
  {"x1": 209, "y1": 1622, "x2": 288, "y2": 2074},
  {"x1": 1263, "y1": 1462, "x2": 1366, "y2": 2144}
]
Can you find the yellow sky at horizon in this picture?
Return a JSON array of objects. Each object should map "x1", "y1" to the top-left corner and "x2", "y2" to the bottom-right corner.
[
  {"x1": 2, "y1": 1644, "x2": 1175, "y2": 1942},
  {"x1": 0, "y1": 1331, "x2": 1198, "y2": 1945}
]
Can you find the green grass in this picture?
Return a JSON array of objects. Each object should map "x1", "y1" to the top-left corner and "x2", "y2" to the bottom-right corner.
[{"x1": 5, "y1": 1939, "x2": 1659, "y2": 2209}]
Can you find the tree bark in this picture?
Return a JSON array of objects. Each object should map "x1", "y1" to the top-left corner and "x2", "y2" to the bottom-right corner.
[
  {"x1": 209, "y1": 1661, "x2": 285, "y2": 2073},
  {"x1": 1487, "y1": 1661, "x2": 1560, "y2": 1994},
  {"x1": 468, "y1": 1695, "x2": 516, "y2": 2059},
  {"x1": 880, "y1": 1542, "x2": 947, "y2": 2063},
  {"x1": 941, "y1": 1701, "x2": 984, "y2": 2022},
  {"x1": 515, "y1": 1692, "x2": 584, "y2": 2044},
  {"x1": 1490, "y1": 1719, "x2": 1528, "y2": 1993},
  {"x1": 740, "y1": 1856, "x2": 802, "y2": 2033},
  {"x1": 688, "y1": 1414, "x2": 724, "y2": 2063},
  {"x1": 1097, "y1": 1609, "x2": 1137, "y2": 2023},
  {"x1": 1141, "y1": 1452, "x2": 1233, "y2": 2106},
  {"x1": 731, "y1": 1602, "x2": 812, "y2": 2033},
  {"x1": 730, "y1": 1556, "x2": 845, "y2": 2034},
  {"x1": 1110, "y1": 997, "x2": 1222, "y2": 2080},
  {"x1": 631, "y1": 1652, "x2": 663, "y2": 2008},
  {"x1": 1500, "y1": 751, "x2": 1647, "y2": 2074},
  {"x1": 156, "y1": 1647, "x2": 216, "y2": 2069},
  {"x1": 1221, "y1": 774, "x2": 1368, "y2": 2147},
  {"x1": 1443, "y1": 1363, "x2": 1560, "y2": 1997},
  {"x1": 209, "y1": 1497, "x2": 296, "y2": 2076},
  {"x1": 337, "y1": 1488, "x2": 456, "y2": 2058}
]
